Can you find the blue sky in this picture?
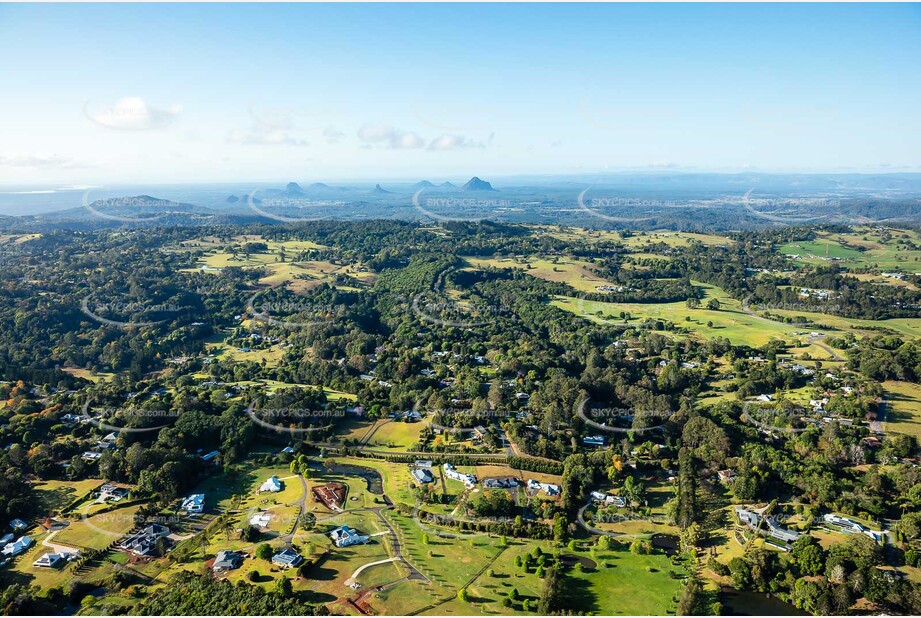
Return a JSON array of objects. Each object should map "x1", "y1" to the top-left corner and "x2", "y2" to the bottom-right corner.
[{"x1": 0, "y1": 3, "x2": 919, "y2": 185}]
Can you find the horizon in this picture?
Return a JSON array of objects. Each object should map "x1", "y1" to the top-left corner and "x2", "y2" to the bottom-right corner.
[{"x1": 1, "y1": 2, "x2": 919, "y2": 185}]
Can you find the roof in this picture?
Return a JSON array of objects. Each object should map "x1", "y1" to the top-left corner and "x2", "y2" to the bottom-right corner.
[
  {"x1": 271, "y1": 548, "x2": 303, "y2": 566},
  {"x1": 260, "y1": 476, "x2": 282, "y2": 492}
]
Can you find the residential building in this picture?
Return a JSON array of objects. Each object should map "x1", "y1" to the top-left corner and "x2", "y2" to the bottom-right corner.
[
  {"x1": 260, "y1": 476, "x2": 282, "y2": 493},
  {"x1": 329, "y1": 525, "x2": 370, "y2": 548},
  {"x1": 181, "y1": 494, "x2": 205, "y2": 513},
  {"x1": 271, "y1": 548, "x2": 303, "y2": 568},
  {"x1": 212, "y1": 549, "x2": 243, "y2": 572}
]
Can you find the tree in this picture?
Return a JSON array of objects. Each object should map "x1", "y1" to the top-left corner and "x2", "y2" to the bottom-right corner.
[
  {"x1": 677, "y1": 575, "x2": 702, "y2": 615},
  {"x1": 538, "y1": 567, "x2": 564, "y2": 615},
  {"x1": 457, "y1": 588, "x2": 470, "y2": 602},
  {"x1": 256, "y1": 544, "x2": 273, "y2": 561},
  {"x1": 274, "y1": 577, "x2": 293, "y2": 597},
  {"x1": 707, "y1": 298, "x2": 721, "y2": 310}
]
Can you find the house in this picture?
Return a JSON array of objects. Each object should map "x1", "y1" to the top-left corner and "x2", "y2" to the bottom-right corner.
[
  {"x1": 822, "y1": 514, "x2": 886, "y2": 542},
  {"x1": 1, "y1": 536, "x2": 33, "y2": 557},
  {"x1": 443, "y1": 463, "x2": 476, "y2": 487},
  {"x1": 329, "y1": 525, "x2": 370, "y2": 548},
  {"x1": 82, "y1": 451, "x2": 102, "y2": 461},
  {"x1": 412, "y1": 468, "x2": 434, "y2": 484},
  {"x1": 736, "y1": 507, "x2": 801, "y2": 544},
  {"x1": 201, "y1": 450, "x2": 219, "y2": 462},
  {"x1": 414, "y1": 460, "x2": 434, "y2": 469},
  {"x1": 249, "y1": 513, "x2": 271, "y2": 528},
  {"x1": 260, "y1": 476, "x2": 282, "y2": 493},
  {"x1": 99, "y1": 484, "x2": 130, "y2": 502},
  {"x1": 590, "y1": 491, "x2": 626, "y2": 507},
  {"x1": 583, "y1": 435, "x2": 606, "y2": 447},
  {"x1": 280, "y1": 446, "x2": 295, "y2": 455},
  {"x1": 181, "y1": 494, "x2": 205, "y2": 513},
  {"x1": 33, "y1": 553, "x2": 67, "y2": 568},
  {"x1": 756, "y1": 394, "x2": 773, "y2": 402},
  {"x1": 271, "y1": 548, "x2": 303, "y2": 568},
  {"x1": 312, "y1": 483, "x2": 347, "y2": 511},
  {"x1": 9, "y1": 519, "x2": 28, "y2": 532},
  {"x1": 527, "y1": 479, "x2": 560, "y2": 496},
  {"x1": 717, "y1": 470, "x2": 737, "y2": 484},
  {"x1": 212, "y1": 549, "x2": 243, "y2": 572},
  {"x1": 472, "y1": 426, "x2": 488, "y2": 440},
  {"x1": 118, "y1": 524, "x2": 170, "y2": 556},
  {"x1": 0, "y1": 533, "x2": 13, "y2": 546}
]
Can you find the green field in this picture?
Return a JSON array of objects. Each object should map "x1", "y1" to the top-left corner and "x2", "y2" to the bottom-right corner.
[
  {"x1": 884, "y1": 381, "x2": 921, "y2": 438},
  {"x1": 554, "y1": 281, "x2": 817, "y2": 346},
  {"x1": 465, "y1": 256, "x2": 616, "y2": 294}
]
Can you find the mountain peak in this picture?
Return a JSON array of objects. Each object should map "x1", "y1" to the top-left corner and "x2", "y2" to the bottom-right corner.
[{"x1": 461, "y1": 177, "x2": 496, "y2": 192}]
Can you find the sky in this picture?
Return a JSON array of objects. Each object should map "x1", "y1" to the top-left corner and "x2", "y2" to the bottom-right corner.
[{"x1": 0, "y1": 2, "x2": 919, "y2": 186}]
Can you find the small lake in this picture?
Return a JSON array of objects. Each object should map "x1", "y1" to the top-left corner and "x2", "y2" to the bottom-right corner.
[
  {"x1": 318, "y1": 462, "x2": 384, "y2": 494},
  {"x1": 720, "y1": 587, "x2": 807, "y2": 616}
]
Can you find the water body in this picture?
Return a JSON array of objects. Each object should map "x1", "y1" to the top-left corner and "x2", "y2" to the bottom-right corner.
[
  {"x1": 320, "y1": 462, "x2": 384, "y2": 494},
  {"x1": 720, "y1": 587, "x2": 807, "y2": 616}
]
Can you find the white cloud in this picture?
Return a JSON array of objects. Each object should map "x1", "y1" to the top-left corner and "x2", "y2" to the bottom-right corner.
[
  {"x1": 226, "y1": 128, "x2": 308, "y2": 147},
  {"x1": 357, "y1": 125, "x2": 425, "y2": 149},
  {"x1": 427, "y1": 134, "x2": 486, "y2": 151},
  {"x1": 323, "y1": 126, "x2": 345, "y2": 144},
  {"x1": 0, "y1": 153, "x2": 85, "y2": 168},
  {"x1": 84, "y1": 97, "x2": 181, "y2": 130}
]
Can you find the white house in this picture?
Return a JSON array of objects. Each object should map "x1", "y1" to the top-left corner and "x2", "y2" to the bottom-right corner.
[
  {"x1": 590, "y1": 491, "x2": 626, "y2": 508},
  {"x1": 181, "y1": 494, "x2": 205, "y2": 513},
  {"x1": 527, "y1": 479, "x2": 560, "y2": 496},
  {"x1": 1, "y1": 536, "x2": 33, "y2": 557},
  {"x1": 249, "y1": 512, "x2": 271, "y2": 528},
  {"x1": 260, "y1": 476, "x2": 282, "y2": 493},
  {"x1": 443, "y1": 463, "x2": 476, "y2": 487},
  {"x1": 329, "y1": 525, "x2": 370, "y2": 548},
  {"x1": 33, "y1": 552, "x2": 71, "y2": 568}
]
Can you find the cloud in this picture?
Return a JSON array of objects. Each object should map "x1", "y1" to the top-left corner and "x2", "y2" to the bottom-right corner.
[
  {"x1": 84, "y1": 97, "x2": 181, "y2": 130},
  {"x1": 226, "y1": 128, "x2": 308, "y2": 147},
  {"x1": 427, "y1": 134, "x2": 486, "y2": 151},
  {"x1": 357, "y1": 125, "x2": 425, "y2": 149},
  {"x1": 323, "y1": 126, "x2": 345, "y2": 144},
  {"x1": 0, "y1": 153, "x2": 85, "y2": 168}
]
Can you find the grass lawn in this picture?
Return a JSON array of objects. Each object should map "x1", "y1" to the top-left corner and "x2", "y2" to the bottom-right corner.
[
  {"x1": 34, "y1": 479, "x2": 104, "y2": 514},
  {"x1": 883, "y1": 381, "x2": 921, "y2": 438},
  {"x1": 465, "y1": 256, "x2": 616, "y2": 294},
  {"x1": 554, "y1": 281, "x2": 816, "y2": 346},
  {"x1": 55, "y1": 504, "x2": 144, "y2": 551}
]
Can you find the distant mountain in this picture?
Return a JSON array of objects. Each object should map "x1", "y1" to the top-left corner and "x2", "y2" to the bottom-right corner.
[
  {"x1": 440, "y1": 181, "x2": 457, "y2": 189},
  {"x1": 371, "y1": 184, "x2": 392, "y2": 194},
  {"x1": 307, "y1": 182, "x2": 333, "y2": 192},
  {"x1": 283, "y1": 182, "x2": 306, "y2": 197},
  {"x1": 461, "y1": 177, "x2": 496, "y2": 192},
  {"x1": 413, "y1": 180, "x2": 436, "y2": 190},
  {"x1": 36, "y1": 195, "x2": 215, "y2": 227}
]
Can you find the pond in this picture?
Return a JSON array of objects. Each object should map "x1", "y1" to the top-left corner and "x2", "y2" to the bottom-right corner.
[
  {"x1": 650, "y1": 533, "x2": 679, "y2": 556},
  {"x1": 315, "y1": 462, "x2": 384, "y2": 494},
  {"x1": 720, "y1": 587, "x2": 807, "y2": 616}
]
